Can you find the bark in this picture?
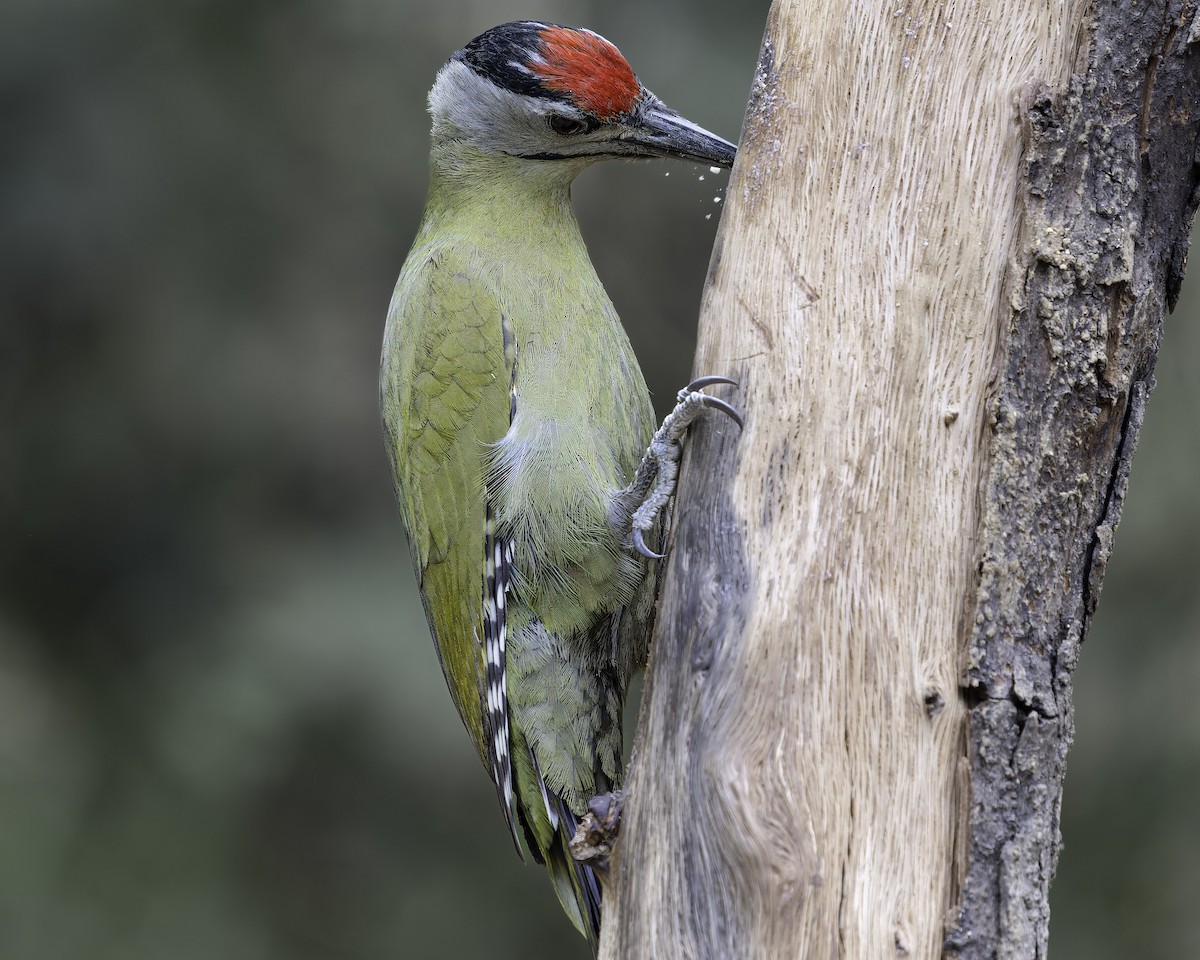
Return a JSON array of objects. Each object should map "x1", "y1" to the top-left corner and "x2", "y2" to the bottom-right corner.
[{"x1": 597, "y1": 2, "x2": 1200, "y2": 958}]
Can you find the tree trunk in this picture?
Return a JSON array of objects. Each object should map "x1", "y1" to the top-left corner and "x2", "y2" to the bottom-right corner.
[{"x1": 598, "y1": 2, "x2": 1200, "y2": 957}]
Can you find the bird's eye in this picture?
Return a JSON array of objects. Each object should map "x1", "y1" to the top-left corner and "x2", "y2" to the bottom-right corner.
[{"x1": 548, "y1": 114, "x2": 590, "y2": 136}]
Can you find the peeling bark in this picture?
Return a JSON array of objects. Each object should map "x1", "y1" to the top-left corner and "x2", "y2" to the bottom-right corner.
[{"x1": 947, "y1": 3, "x2": 1200, "y2": 957}]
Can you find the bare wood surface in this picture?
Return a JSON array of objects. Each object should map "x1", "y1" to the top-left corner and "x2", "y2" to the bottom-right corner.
[{"x1": 598, "y1": 2, "x2": 1200, "y2": 958}]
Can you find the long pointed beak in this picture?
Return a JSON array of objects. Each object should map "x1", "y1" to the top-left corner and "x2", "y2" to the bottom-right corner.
[{"x1": 623, "y1": 100, "x2": 737, "y2": 168}]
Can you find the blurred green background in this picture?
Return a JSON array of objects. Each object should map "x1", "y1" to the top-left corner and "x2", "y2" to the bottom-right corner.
[{"x1": 0, "y1": 2, "x2": 1195, "y2": 958}]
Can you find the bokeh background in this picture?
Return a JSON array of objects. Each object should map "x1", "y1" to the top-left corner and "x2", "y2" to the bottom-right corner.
[{"x1": 1, "y1": 2, "x2": 1195, "y2": 958}]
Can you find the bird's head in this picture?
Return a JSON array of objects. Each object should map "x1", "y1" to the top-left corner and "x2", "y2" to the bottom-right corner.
[{"x1": 428, "y1": 22, "x2": 737, "y2": 171}]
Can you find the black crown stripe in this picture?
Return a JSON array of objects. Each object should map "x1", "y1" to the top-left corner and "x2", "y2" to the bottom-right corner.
[{"x1": 454, "y1": 21, "x2": 575, "y2": 106}]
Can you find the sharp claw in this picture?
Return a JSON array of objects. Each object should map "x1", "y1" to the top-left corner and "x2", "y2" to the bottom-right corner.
[
  {"x1": 701, "y1": 395, "x2": 744, "y2": 429},
  {"x1": 632, "y1": 527, "x2": 665, "y2": 560},
  {"x1": 685, "y1": 375, "x2": 738, "y2": 392}
]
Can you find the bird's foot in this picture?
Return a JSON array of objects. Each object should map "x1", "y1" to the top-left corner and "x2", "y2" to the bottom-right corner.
[
  {"x1": 569, "y1": 789, "x2": 626, "y2": 877},
  {"x1": 625, "y1": 376, "x2": 742, "y2": 560}
]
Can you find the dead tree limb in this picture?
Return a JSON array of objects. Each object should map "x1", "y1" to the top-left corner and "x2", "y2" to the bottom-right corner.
[{"x1": 598, "y1": 2, "x2": 1200, "y2": 958}]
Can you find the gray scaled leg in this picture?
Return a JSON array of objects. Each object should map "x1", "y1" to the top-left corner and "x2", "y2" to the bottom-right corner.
[{"x1": 614, "y1": 376, "x2": 743, "y2": 560}]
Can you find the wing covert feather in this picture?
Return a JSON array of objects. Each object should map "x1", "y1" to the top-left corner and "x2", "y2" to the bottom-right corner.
[{"x1": 384, "y1": 259, "x2": 512, "y2": 763}]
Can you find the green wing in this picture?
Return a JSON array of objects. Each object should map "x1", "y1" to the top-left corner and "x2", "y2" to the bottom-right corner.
[{"x1": 381, "y1": 253, "x2": 517, "y2": 838}]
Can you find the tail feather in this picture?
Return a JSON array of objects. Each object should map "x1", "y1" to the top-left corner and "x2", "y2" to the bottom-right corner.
[
  {"x1": 544, "y1": 795, "x2": 601, "y2": 948},
  {"x1": 522, "y1": 746, "x2": 602, "y2": 946}
]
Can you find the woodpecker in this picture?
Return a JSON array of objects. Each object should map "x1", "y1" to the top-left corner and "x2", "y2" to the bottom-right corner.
[{"x1": 380, "y1": 21, "x2": 739, "y2": 944}]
